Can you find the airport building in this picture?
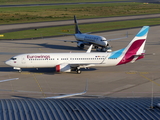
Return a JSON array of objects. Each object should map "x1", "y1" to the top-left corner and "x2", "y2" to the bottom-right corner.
[{"x1": 0, "y1": 98, "x2": 160, "y2": 120}]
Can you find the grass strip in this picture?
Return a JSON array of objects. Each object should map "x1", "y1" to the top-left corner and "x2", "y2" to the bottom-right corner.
[
  {"x1": 0, "y1": 2, "x2": 160, "y2": 24},
  {"x1": 0, "y1": 0, "x2": 126, "y2": 5},
  {"x1": 1, "y1": 18, "x2": 160, "y2": 39}
]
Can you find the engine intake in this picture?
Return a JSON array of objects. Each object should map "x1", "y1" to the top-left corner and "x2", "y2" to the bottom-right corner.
[
  {"x1": 56, "y1": 64, "x2": 71, "y2": 72},
  {"x1": 77, "y1": 42, "x2": 84, "y2": 49}
]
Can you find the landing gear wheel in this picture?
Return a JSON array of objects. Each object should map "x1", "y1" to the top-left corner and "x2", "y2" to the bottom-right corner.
[
  {"x1": 94, "y1": 46, "x2": 98, "y2": 49},
  {"x1": 101, "y1": 47, "x2": 107, "y2": 52},
  {"x1": 96, "y1": 48, "x2": 101, "y2": 51},
  {"x1": 76, "y1": 69, "x2": 81, "y2": 74}
]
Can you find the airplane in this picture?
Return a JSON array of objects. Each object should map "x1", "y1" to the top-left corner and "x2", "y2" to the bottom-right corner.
[
  {"x1": 63, "y1": 15, "x2": 128, "y2": 52},
  {"x1": 5, "y1": 26, "x2": 149, "y2": 74}
]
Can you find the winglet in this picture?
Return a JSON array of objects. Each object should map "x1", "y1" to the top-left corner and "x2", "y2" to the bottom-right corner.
[{"x1": 86, "y1": 44, "x2": 93, "y2": 53}]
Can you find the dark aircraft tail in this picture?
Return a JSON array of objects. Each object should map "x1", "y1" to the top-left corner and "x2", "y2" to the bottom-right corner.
[{"x1": 74, "y1": 15, "x2": 82, "y2": 34}]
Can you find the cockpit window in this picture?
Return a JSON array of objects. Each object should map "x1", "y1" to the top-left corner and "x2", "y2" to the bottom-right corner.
[{"x1": 10, "y1": 57, "x2": 17, "y2": 60}]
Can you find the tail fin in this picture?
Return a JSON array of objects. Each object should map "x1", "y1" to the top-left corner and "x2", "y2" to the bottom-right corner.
[
  {"x1": 124, "y1": 26, "x2": 149, "y2": 54},
  {"x1": 74, "y1": 15, "x2": 81, "y2": 34},
  {"x1": 117, "y1": 26, "x2": 149, "y2": 65}
]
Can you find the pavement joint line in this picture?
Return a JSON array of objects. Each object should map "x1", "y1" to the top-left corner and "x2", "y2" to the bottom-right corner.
[
  {"x1": 139, "y1": 73, "x2": 160, "y2": 87},
  {"x1": 32, "y1": 73, "x2": 46, "y2": 97},
  {"x1": 20, "y1": 72, "x2": 43, "y2": 75},
  {"x1": 21, "y1": 72, "x2": 30, "y2": 74},
  {"x1": 34, "y1": 73, "x2": 43, "y2": 75},
  {"x1": 126, "y1": 71, "x2": 149, "y2": 74},
  {"x1": 38, "y1": 48, "x2": 43, "y2": 52}
]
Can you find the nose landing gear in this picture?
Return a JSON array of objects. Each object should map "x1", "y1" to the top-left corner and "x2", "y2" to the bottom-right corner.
[{"x1": 14, "y1": 67, "x2": 22, "y2": 72}]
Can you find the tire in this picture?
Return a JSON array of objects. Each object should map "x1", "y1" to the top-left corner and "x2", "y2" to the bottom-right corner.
[{"x1": 76, "y1": 69, "x2": 81, "y2": 74}]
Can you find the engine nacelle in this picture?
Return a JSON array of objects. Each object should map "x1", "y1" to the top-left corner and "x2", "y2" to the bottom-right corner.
[
  {"x1": 77, "y1": 42, "x2": 84, "y2": 49},
  {"x1": 56, "y1": 64, "x2": 71, "y2": 72}
]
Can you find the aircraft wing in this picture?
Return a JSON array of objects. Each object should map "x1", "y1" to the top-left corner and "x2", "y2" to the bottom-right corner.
[
  {"x1": 69, "y1": 63, "x2": 101, "y2": 69},
  {"x1": 64, "y1": 40, "x2": 78, "y2": 43},
  {"x1": 0, "y1": 78, "x2": 19, "y2": 83},
  {"x1": 106, "y1": 32, "x2": 128, "y2": 41},
  {"x1": 44, "y1": 38, "x2": 78, "y2": 43},
  {"x1": 60, "y1": 39, "x2": 90, "y2": 44},
  {"x1": 60, "y1": 39, "x2": 89, "y2": 44},
  {"x1": 45, "y1": 80, "x2": 88, "y2": 99},
  {"x1": 0, "y1": 80, "x2": 88, "y2": 99},
  {"x1": 45, "y1": 91, "x2": 86, "y2": 99}
]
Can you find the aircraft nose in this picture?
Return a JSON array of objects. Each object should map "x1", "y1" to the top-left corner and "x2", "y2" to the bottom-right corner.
[
  {"x1": 5, "y1": 60, "x2": 11, "y2": 66},
  {"x1": 103, "y1": 41, "x2": 108, "y2": 46}
]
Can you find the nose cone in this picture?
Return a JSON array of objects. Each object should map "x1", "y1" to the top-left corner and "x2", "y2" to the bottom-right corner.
[
  {"x1": 103, "y1": 41, "x2": 108, "y2": 46},
  {"x1": 104, "y1": 41, "x2": 108, "y2": 46},
  {"x1": 5, "y1": 60, "x2": 11, "y2": 66},
  {"x1": 100, "y1": 37, "x2": 108, "y2": 46}
]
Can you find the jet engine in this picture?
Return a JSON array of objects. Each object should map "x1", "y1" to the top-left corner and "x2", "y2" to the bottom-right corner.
[
  {"x1": 77, "y1": 42, "x2": 84, "y2": 49},
  {"x1": 56, "y1": 64, "x2": 71, "y2": 72}
]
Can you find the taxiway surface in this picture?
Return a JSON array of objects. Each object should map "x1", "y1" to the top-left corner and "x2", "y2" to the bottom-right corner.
[{"x1": 0, "y1": 26, "x2": 159, "y2": 99}]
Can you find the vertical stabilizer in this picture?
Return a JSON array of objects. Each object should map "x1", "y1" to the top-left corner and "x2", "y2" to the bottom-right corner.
[
  {"x1": 117, "y1": 26, "x2": 150, "y2": 65},
  {"x1": 124, "y1": 26, "x2": 149, "y2": 54},
  {"x1": 74, "y1": 15, "x2": 81, "y2": 34}
]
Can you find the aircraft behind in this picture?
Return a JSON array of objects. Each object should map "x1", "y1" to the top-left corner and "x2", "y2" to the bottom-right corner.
[
  {"x1": 64, "y1": 15, "x2": 127, "y2": 52},
  {"x1": 5, "y1": 26, "x2": 149, "y2": 74}
]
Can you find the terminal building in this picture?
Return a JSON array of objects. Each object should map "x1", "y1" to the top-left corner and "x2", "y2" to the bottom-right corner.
[{"x1": 0, "y1": 97, "x2": 160, "y2": 120}]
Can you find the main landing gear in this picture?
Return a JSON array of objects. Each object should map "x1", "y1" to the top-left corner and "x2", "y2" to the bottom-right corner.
[
  {"x1": 77, "y1": 43, "x2": 84, "y2": 49},
  {"x1": 95, "y1": 46, "x2": 112, "y2": 52},
  {"x1": 76, "y1": 67, "x2": 81, "y2": 74},
  {"x1": 95, "y1": 47, "x2": 106, "y2": 52}
]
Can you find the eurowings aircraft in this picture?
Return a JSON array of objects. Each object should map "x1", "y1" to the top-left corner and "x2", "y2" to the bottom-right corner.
[
  {"x1": 64, "y1": 15, "x2": 127, "y2": 52},
  {"x1": 5, "y1": 26, "x2": 149, "y2": 74}
]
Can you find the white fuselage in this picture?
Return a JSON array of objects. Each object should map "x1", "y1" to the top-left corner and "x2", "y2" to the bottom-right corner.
[
  {"x1": 5, "y1": 52, "x2": 121, "y2": 69},
  {"x1": 5, "y1": 26, "x2": 149, "y2": 73},
  {"x1": 75, "y1": 34, "x2": 108, "y2": 47}
]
